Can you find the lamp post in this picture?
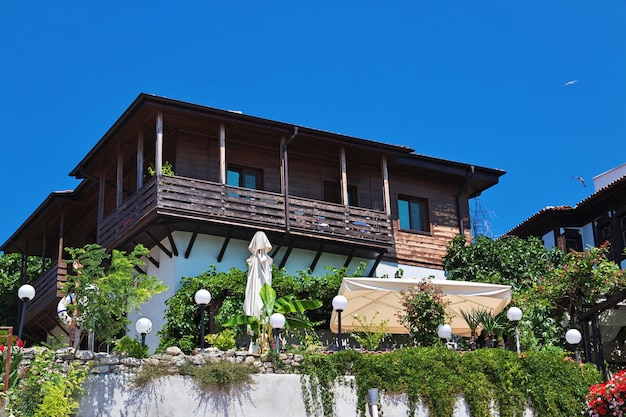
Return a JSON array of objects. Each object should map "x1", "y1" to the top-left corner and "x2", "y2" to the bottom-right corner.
[
  {"x1": 195, "y1": 289, "x2": 212, "y2": 353},
  {"x1": 437, "y1": 324, "x2": 452, "y2": 340},
  {"x1": 269, "y1": 312, "x2": 286, "y2": 353},
  {"x1": 332, "y1": 295, "x2": 348, "y2": 351},
  {"x1": 17, "y1": 284, "x2": 36, "y2": 341},
  {"x1": 135, "y1": 317, "x2": 153, "y2": 347},
  {"x1": 507, "y1": 306, "x2": 522, "y2": 354},
  {"x1": 367, "y1": 388, "x2": 379, "y2": 417},
  {"x1": 566, "y1": 328, "x2": 582, "y2": 362}
]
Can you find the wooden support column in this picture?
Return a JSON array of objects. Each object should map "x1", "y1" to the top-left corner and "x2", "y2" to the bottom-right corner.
[
  {"x1": 219, "y1": 122, "x2": 226, "y2": 184},
  {"x1": 41, "y1": 225, "x2": 47, "y2": 275},
  {"x1": 116, "y1": 144, "x2": 123, "y2": 208},
  {"x1": 137, "y1": 129, "x2": 144, "y2": 189},
  {"x1": 156, "y1": 112, "x2": 163, "y2": 176},
  {"x1": 98, "y1": 172, "x2": 105, "y2": 223},
  {"x1": 381, "y1": 156, "x2": 391, "y2": 215},
  {"x1": 340, "y1": 146, "x2": 348, "y2": 206}
]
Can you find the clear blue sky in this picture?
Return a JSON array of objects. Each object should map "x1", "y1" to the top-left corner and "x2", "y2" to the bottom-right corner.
[{"x1": 2, "y1": 1, "x2": 626, "y2": 246}]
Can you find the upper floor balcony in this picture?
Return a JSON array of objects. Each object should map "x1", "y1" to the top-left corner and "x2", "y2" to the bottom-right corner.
[{"x1": 97, "y1": 175, "x2": 394, "y2": 253}]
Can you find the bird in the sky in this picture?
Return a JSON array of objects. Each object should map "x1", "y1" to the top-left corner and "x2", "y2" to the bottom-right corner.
[
  {"x1": 564, "y1": 80, "x2": 579, "y2": 86},
  {"x1": 573, "y1": 176, "x2": 586, "y2": 187}
]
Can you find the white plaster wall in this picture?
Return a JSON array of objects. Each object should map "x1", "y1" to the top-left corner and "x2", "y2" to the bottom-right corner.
[
  {"x1": 77, "y1": 374, "x2": 534, "y2": 417},
  {"x1": 541, "y1": 231, "x2": 556, "y2": 249}
]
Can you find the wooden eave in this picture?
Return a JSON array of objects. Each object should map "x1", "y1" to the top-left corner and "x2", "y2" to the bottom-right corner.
[
  {"x1": 0, "y1": 179, "x2": 95, "y2": 257},
  {"x1": 391, "y1": 153, "x2": 505, "y2": 197},
  {"x1": 70, "y1": 93, "x2": 414, "y2": 179}
]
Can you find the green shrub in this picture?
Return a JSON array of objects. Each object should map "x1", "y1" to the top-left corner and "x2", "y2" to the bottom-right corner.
[
  {"x1": 113, "y1": 335, "x2": 149, "y2": 358},
  {"x1": 205, "y1": 329, "x2": 236, "y2": 351}
]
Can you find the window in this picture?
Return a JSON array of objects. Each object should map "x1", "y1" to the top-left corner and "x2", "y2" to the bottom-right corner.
[
  {"x1": 227, "y1": 166, "x2": 262, "y2": 190},
  {"x1": 398, "y1": 196, "x2": 429, "y2": 232},
  {"x1": 323, "y1": 181, "x2": 358, "y2": 206}
]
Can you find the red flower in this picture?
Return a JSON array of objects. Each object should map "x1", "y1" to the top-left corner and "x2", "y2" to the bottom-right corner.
[
  {"x1": 0, "y1": 345, "x2": 4, "y2": 353},
  {"x1": 16, "y1": 339, "x2": 24, "y2": 348}
]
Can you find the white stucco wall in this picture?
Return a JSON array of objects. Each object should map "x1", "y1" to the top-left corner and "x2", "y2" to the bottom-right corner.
[{"x1": 77, "y1": 374, "x2": 534, "y2": 417}]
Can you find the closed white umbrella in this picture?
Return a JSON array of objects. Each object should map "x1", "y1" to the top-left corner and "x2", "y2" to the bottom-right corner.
[{"x1": 243, "y1": 231, "x2": 273, "y2": 352}]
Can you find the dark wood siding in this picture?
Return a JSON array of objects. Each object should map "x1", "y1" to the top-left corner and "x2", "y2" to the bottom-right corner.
[{"x1": 175, "y1": 131, "x2": 210, "y2": 180}]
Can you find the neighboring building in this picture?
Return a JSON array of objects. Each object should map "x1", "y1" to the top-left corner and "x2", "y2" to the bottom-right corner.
[
  {"x1": 1, "y1": 93, "x2": 504, "y2": 349},
  {"x1": 505, "y1": 163, "x2": 626, "y2": 369},
  {"x1": 505, "y1": 164, "x2": 626, "y2": 269}
]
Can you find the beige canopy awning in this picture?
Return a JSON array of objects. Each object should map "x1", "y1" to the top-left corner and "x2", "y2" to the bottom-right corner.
[{"x1": 329, "y1": 277, "x2": 512, "y2": 337}]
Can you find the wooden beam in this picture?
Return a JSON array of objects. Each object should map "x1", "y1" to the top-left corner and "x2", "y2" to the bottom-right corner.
[
  {"x1": 367, "y1": 252, "x2": 385, "y2": 277},
  {"x1": 343, "y1": 247, "x2": 355, "y2": 268},
  {"x1": 217, "y1": 230, "x2": 232, "y2": 263},
  {"x1": 381, "y1": 156, "x2": 391, "y2": 215},
  {"x1": 279, "y1": 241, "x2": 294, "y2": 269},
  {"x1": 340, "y1": 146, "x2": 348, "y2": 207},
  {"x1": 156, "y1": 112, "x2": 163, "y2": 176},
  {"x1": 137, "y1": 129, "x2": 144, "y2": 189},
  {"x1": 116, "y1": 144, "x2": 123, "y2": 208},
  {"x1": 309, "y1": 243, "x2": 325, "y2": 272},
  {"x1": 578, "y1": 290, "x2": 626, "y2": 321},
  {"x1": 185, "y1": 231, "x2": 198, "y2": 259},
  {"x1": 145, "y1": 231, "x2": 172, "y2": 258},
  {"x1": 165, "y1": 228, "x2": 178, "y2": 257},
  {"x1": 219, "y1": 122, "x2": 226, "y2": 184}
]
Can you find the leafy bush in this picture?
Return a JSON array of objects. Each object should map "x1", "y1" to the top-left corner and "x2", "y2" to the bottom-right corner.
[
  {"x1": 113, "y1": 335, "x2": 149, "y2": 358},
  {"x1": 348, "y1": 311, "x2": 389, "y2": 351},
  {"x1": 205, "y1": 329, "x2": 236, "y2": 351},
  {"x1": 396, "y1": 280, "x2": 450, "y2": 346}
]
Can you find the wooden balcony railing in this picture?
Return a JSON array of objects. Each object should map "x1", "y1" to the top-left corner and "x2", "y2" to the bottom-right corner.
[
  {"x1": 25, "y1": 262, "x2": 67, "y2": 324},
  {"x1": 98, "y1": 175, "x2": 393, "y2": 249}
]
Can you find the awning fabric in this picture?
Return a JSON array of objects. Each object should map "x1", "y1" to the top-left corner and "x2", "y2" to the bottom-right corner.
[{"x1": 329, "y1": 277, "x2": 512, "y2": 337}]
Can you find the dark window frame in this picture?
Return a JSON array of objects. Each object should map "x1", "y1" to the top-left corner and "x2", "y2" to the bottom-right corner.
[
  {"x1": 226, "y1": 165, "x2": 263, "y2": 190},
  {"x1": 397, "y1": 195, "x2": 430, "y2": 233}
]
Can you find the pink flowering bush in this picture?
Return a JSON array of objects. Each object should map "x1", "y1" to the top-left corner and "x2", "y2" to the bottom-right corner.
[{"x1": 587, "y1": 370, "x2": 626, "y2": 416}]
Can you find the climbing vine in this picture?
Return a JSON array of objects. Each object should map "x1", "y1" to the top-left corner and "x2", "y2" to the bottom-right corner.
[{"x1": 297, "y1": 346, "x2": 601, "y2": 417}]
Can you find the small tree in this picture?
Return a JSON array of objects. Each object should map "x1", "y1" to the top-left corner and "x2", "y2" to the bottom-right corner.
[
  {"x1": 63, "y1": 243, "x2": 167, "y2": 346},
  {"x1": 396, "y1": 280, "x2": 450, "y2": 346}
]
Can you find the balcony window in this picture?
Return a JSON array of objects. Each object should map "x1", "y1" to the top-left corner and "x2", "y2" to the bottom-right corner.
[
  {"x1": 227, "y1": 166, "x2": 262, "y2": 190},
  {"x1": 323, "y1": 181, "x2": 358, "y2": 206},
  {"x1": 398, "y1": 196, "x2": 429, "y2": 232}
]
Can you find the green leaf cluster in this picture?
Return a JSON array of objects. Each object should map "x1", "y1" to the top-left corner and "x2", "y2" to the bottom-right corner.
[
  {"x1": 6, "y1": 346, "x2": 86, "y2": 417},
  {"x1": 63, "y1": 243, "x2": 167, "y2": 344},
  {"x1": 298, "y1": 346, "x2": 602, "y2": 417},
  {"x1": 397, "y1": 281, "x2": 450, "y2": 346},
  {"x1": 158, "y1": 264, "x2": 359, "y2": 353}
]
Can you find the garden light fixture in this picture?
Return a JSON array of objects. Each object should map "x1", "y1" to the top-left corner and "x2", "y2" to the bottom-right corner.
[
  {"x1": 270, "y1": 312, "x2": 286, "y2": 353},
  {"x1": 17, "y1": 284, "x2": 36, "y2": 341},
  {"x1": 195, "y1": 289, "x2": 212, "y2": 352},
  {"x1": 135, "y1": 317, "x2": 153, "y2": 347},
  {"x1": 332, "y1": 295, "x2": 348, "y2": 350},
  {"x1": 507, "y1": 306, "x2": 522, "y2": 354}
]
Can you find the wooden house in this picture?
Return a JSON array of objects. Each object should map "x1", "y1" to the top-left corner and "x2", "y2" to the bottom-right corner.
[{"x1": 0, "y1": 93, "x2": 504, "y2": 346}]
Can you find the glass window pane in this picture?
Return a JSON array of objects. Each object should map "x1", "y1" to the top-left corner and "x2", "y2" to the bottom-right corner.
[
  {"x1": 244, "y1": 172, "x2": 258, "y2": 190},
  {"x1": 398, "y1": 199, "x2": 410, "y2": 229},
  {"x1": 409, "y1": 201, "x2": 424, "y2": 231},
  {"x1": 227, "y1": 170, "x2": 240, "y2": 187}
]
